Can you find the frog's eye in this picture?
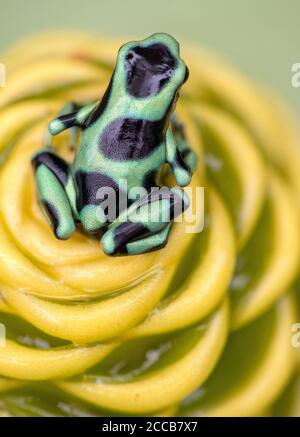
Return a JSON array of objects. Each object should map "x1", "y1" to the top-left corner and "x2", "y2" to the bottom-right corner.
[{"x1": 125, "y1": 43, "x2": 177, "y2": 98}]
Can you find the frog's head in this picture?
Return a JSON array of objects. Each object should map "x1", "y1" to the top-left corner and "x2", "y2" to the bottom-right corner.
[{"x1": 114, "y1": 33, "x2": 188, "y2": 109}]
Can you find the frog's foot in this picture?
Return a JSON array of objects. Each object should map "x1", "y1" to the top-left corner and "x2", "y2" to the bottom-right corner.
[
  {"x1": 102, "y1": 222, "x2": 173, "y2": 256},
  {"x1": 79, "y1": 204, "x2": 108, "y2": 233},
  {"x1": 125, "y1": 224, "x2": 172, "y2": 255},
  {"x1": 101, "y1": 187, "x2": 189, "y2": 256},
  {"x1": 32, "y1": 150, "x2": 77, "y2": 240}
]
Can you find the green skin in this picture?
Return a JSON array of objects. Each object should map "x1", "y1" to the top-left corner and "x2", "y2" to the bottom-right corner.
[{"x1": 32, "y1": 33, "x2": 197, "y2": 256}]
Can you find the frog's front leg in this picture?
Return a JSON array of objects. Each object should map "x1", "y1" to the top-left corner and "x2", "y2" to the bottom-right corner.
[
  {"x1": 46, "y1": 102, "x2": 81, "y2": 150},
  {"x1": 48, "y1": 101, "x2": 98, "y2": 138},
  {"x1": 166, "y1": 127, "x2": 197, "y2": 187},
  {"x1": 101, "y1": 187, "x2": 189, "y2": 256},
  {"x1": 32, "y1": 150, "x2": 77, "y2": 240}
]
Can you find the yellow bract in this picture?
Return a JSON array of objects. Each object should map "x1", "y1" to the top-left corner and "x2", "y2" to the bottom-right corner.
[{"x1": 0, "y1": 32, "x2": 299, "y2": 416}]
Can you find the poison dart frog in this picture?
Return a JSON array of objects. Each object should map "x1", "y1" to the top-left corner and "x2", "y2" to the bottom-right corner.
[{"x1": 32, "y1": 33, "x2": 197, "y2": 255}]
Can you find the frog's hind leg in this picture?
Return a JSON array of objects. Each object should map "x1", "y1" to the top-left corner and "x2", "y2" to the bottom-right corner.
[
  {"x1": 125, "y1": 223, "x2": 172, "y2": 255},
  {"x1": 32, "y1": 150, "x2": 77, "y2": 240},
  {"x1": 101, "y1": 187, "x2": 189, "y2": 256}
]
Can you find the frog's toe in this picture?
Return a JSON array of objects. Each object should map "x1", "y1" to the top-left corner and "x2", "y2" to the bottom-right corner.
[
  {"x1": 33, "y1": 162, "x2": 76, "y2": 241},
  {"x1": 101, "y1": 231, "x2": 116, "y2": 256},
  {"x1": 174, "y1": 167, "x2": 191, "y2": 187},
  {"x1": 49, "y1": 119, "x2": 65, "y2": 136},
  {"x1": 80, "y1": 204, "x2": 107, "y2": 233},
  {"x1": 53, "y1": 214, "x2": 76, "y2": 240}
]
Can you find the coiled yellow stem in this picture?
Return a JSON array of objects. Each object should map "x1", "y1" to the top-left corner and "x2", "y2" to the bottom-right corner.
[{"x1": 0, "y1": 32, "x2": 299, "y2": 416}]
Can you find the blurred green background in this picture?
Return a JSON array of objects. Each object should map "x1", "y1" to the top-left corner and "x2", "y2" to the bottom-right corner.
[{"x1": 1, "y1": 0, "x2": 300, "y2": 113}]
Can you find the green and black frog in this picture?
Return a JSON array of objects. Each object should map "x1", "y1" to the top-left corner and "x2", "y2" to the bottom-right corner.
[{"x1": 32, "y1": 33, "x2": 197, "y2": 255}]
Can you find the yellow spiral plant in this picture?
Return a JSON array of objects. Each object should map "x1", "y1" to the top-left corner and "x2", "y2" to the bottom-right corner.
[{"x1": 0, "y1": 32, "x2": 300, "y2": 416}]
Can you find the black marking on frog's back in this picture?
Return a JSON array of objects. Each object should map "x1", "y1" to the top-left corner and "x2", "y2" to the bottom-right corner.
[
  {"x1": 125, "y1": 43, "x2": 177, "y2": 98},
  {"x1": 99, "y1": 117, "x2": 164, "y2": 161},
  {"x1": 75, "y1": 170, "x2": 127, "y2": 219},
  {"x1": 75, "y1": 170, "x2": 118, "y2": 211}
]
